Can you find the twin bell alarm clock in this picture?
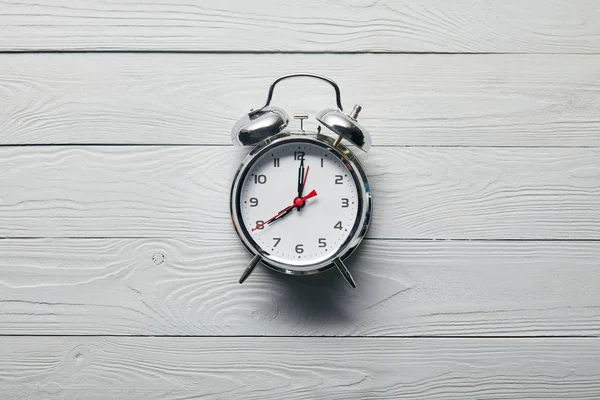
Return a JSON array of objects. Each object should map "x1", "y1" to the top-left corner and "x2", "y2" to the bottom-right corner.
[{"x1": 230, "y1": 74, "x2": 372, "y2": 288}]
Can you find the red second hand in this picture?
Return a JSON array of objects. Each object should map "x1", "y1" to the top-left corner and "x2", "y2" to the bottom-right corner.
[
  {"x1": 301, "y1": 165, "x2": 310, "y2": 194},
  {"x1": 252, "y1": 189, "x2": 318, "y2": 232}
]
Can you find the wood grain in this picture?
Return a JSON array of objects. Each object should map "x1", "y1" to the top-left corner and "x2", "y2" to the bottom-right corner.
[
  {"x1": 0, "y1": 146, "x2": 598, "y2": 239},
  {"x1": 1, "y1": 337, "x2": 600, "y2": 399},
  {"x1": 1, "y1": 3, "x2": 598, "y2": 397},
  {"x1": 1, "y1": 53, "x2": 600, "y2": 146},
  {"x1": 1, "y1": 238, "x2": 599, "y2": 336},
  {"x1": 1, "y1": 0, "x2": 599, "y2": 53}
]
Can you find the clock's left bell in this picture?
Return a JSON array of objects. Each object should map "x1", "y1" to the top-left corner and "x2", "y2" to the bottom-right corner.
[{"x1": 231, "y1": 106, "x2": 289, "y2": 146}]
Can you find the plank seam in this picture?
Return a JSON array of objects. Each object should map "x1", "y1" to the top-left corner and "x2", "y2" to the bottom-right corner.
[
  {"x1": 1, "y1": 237, "x2": 600, "y2": 241},
  {"x1": 1, "y1": 144, "x2": 600, "y2": 149},
  {"x1": 0, "y1": 334, "x2": 598, "y2": 338},
  {"x1": 3, "y1": 50, "x2": 600, "y2": 55}
]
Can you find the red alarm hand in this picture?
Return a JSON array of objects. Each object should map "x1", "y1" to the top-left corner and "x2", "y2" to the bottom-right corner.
[{"x1": 252, "y1": 189, "x2": 318, "y2": 232}]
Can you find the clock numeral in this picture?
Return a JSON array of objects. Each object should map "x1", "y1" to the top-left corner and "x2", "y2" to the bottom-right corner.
[
  {"x1": 334, "y1": 221, "x2": 343, "y2": 230},
  {"x1": 295, "y1": 244, "x2": 304, "y2": 254},
  {"x1": 318, "y1": 238, "x2": 327, "y2": 247},
  {"x1": 255, "y1": 220, "x2": 265, "y2": 230},
  {"x1": 253, "y1": 174, "x2": 267, "y2": 184},
  {"x1": 249, "y1": 197, "x2": 259, "y2": 207},
  {"x1": 320, "y1": 158, "x2": 324, "y2": 168},
  {"x1": 294, "y1": 151, "x2": 305, "y2": 161},
  {"x1": 341, "y1": 198, "x2": 349, "y2": 208},
  {"x1": 335, "y1": 175, "x2": 344, "y2": 184},
  {"x1": 273, "y1": 237, "x2": 281, "y2": 247},
  {"x1": 273, "y1": 157, "x2": 280, "y2": 167}
]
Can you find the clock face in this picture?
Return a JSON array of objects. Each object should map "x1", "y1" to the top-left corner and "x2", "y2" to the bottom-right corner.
[{"x1": 233, "y1": 138, "x2": 365, "y2": 270}]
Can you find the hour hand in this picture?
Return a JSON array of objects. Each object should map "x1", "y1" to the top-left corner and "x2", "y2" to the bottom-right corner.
[
  {"x1": 253, "y1": 190, "x2": 318, "y2": 231},
  {"x1": 273, "y1": 189, "x2": 317, "y2": 224},
  {"x1": 252, "y1": 205, "x2": 294, "y2": 232},
  {"x1": 268, "y1": 206, "x2": 294, "y2": 225}
]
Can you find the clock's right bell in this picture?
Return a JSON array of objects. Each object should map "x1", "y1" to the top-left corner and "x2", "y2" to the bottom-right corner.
[{"x1": 316, "y1": 104, "x2": 372, "y2": 152}]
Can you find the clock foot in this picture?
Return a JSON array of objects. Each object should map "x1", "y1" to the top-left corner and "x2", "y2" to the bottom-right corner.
[
  {"x1": 334, "y1": 258, "x2": 356, "y2": 288},
  {"x1": 239, "y1": 254, "x2": 262, "y2": 284}
]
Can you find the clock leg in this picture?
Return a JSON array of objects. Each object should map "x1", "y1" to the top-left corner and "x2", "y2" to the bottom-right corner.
[
  {"x1": 334, "y1": 258, "x2": 356, "y2": 288},
  {"x1": 239, "y1": 254, "x2": 262, "y2": 284}
]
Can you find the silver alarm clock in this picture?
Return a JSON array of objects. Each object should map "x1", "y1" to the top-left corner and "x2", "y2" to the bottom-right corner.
[{"x1": 230, "y1": 74, "x2": 372, "y2": 287}]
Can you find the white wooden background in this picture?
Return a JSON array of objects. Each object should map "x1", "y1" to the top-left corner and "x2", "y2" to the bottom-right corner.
[{"x1": 1, "y1": 1, "x2": 600, "y2": 398}]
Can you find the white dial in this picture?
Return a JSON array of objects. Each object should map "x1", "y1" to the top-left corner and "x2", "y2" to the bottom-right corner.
[{"x1": 236, "y1": 139, "x2": 361, "y2": 267}]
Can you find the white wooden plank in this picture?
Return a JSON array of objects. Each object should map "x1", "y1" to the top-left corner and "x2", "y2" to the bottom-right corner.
[
  {"x1": 1, "y1": 337, "x2": 599, "y2": 399},
  {"x1": 1, "y1": 238, "x2": 599, "y2": 336},
  {"x1": 0, "y1": 146, "x2": 598, "y2": 239},
  {"x1": 1, "y1": 0, "x2": 599, "y2": 53},
  {"x1": 1, "y1": 53, "x2": 600, "y2": 146}
]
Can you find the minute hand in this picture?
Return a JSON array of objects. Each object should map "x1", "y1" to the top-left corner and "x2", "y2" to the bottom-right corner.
[{"x1": 297, "y1": 157, "x2": 305, "y2": 197}]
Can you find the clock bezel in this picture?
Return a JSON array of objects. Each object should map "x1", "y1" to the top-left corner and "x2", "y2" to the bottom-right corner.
[{"x1": 230, "y1": 132, "x2": 372, "y2": 275}]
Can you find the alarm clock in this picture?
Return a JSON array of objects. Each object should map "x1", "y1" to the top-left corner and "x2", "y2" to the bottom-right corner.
[{"x1": 230, "y1": 74, "x2": 372, "y2": 288}]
